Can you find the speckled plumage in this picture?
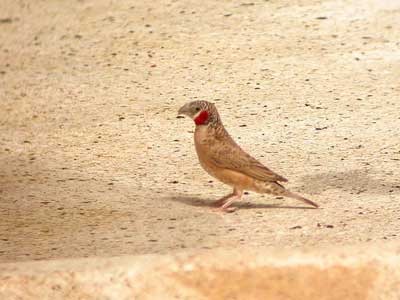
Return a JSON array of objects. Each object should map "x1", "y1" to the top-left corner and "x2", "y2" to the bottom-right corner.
[{"x1": 178, "y1": 100, "x2": 318, "y2": 212}]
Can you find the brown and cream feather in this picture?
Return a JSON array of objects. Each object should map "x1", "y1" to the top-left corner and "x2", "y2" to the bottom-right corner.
[{"x1": 178, "y1": 100, "x2": 318, "y2": 211}]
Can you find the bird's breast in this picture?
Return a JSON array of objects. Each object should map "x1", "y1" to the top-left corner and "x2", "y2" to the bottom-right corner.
[
  {"x1": 194, "y1": 127, "x2": 211, "y2": 156},
  {"x1": 194, "y1": 126, "x2": 218, "y2": 173},
  {"x1": 194, "y1": 125, "x2": 210, "y2": 143}
]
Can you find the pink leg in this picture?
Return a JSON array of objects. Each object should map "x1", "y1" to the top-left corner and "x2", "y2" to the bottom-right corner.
[
  {"x1": 213, "y1": 191, "x2": 235, "y2": 207},
  {"x1": 213, "y1": 188, "x2": 243, "y2": 213}
]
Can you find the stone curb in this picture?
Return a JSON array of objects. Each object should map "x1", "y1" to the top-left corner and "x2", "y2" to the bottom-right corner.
[{"x1": 1, "y1": 245, "x2": 400, "y2": 300}]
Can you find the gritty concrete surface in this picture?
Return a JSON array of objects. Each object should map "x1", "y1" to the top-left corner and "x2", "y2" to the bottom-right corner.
[
  {"x1": 0, "y1": 0, "x2": 400, "y2": 263},
  {"x1": 1, "y1": 245, "x2": 400, "y2": 300}
]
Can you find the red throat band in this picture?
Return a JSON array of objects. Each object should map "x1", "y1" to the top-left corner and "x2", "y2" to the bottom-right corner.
[{"x1": 194, "y1": 110, "x2": 209, "y2": 125}]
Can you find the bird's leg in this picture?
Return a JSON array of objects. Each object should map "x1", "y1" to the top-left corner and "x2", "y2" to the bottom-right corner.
[
  {"x1": 214, "y1": 188, "x2": 243, "y2": 212},
  {"x1": 213, "y1": 190, "x2": 235, "y2": 207}
]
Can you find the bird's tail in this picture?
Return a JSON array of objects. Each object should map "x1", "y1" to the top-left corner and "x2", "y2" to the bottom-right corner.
[{"x1": 283, "y1": 190, "x2": 319, "y2": 208}]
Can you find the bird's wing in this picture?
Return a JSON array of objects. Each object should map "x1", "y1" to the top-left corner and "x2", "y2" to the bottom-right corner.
[{"x1": 208, "y1": 137, "x2": 288, "y2": 182}]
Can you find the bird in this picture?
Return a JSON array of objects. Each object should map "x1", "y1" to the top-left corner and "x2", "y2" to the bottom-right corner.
[{"x1": 177, "y1": 100, "x2": 319, "y2": 212}]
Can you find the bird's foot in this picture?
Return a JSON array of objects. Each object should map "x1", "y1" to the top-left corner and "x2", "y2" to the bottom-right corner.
[
  {"x1": 211, "y1": 189, "x2": 242, "y2": 213},
  {"x1": 211, "y1": 206, "x2": 237, "y2": 213},
  {"x1": 213, "y1": 198, "x2": 228, "y2": 207},
  {"x1": 213, "y1": 194, "x2": 234, "y2": 207}
]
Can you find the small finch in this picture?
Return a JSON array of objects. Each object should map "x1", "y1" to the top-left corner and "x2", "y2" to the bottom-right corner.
[{"x1": 178, "y1": 100, "x2": 319, "y2": 212}]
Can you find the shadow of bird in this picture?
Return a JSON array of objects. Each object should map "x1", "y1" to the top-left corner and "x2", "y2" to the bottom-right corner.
[{"x1": 167, "y1": 195, "x2": 317, "y2": 210}]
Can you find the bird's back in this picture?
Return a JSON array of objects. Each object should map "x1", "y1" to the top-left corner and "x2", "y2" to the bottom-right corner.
[{"x1": 194, "y1": 124, "x2": 288, "y2": 183}]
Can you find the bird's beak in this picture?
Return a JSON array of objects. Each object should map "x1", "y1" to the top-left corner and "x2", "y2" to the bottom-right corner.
[{"x1": 178, "y1": 103, "x2": 190, "y2": 117}]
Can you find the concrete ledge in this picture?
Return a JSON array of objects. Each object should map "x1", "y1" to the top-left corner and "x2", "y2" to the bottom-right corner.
[{"x1": 1, "y1": 245, "x2": 400, "y2": 300}]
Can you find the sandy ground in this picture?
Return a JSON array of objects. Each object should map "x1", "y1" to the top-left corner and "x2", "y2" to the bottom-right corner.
[{"x1": 0, "y1": 0, "x2": 399, "y2": 263}]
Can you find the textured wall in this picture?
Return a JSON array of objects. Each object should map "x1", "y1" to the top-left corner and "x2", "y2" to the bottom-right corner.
[{"x1": 1, "y1": 245, "x2": 400, "y2": 299}]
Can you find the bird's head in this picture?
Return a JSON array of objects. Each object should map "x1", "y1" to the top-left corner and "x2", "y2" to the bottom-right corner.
[{"x1": 178, "y1": 100, "x2": 221, "y2": 126}]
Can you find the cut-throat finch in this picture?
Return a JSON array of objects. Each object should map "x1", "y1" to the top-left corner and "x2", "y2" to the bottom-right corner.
[{"x1": 178, "y1": 100, "x2": 319, "y2": 212}]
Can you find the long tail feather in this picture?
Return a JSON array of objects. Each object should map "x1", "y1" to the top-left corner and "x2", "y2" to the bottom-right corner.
[{"x1": 284, "y1": 190, "x2": 319, "y2": 208}]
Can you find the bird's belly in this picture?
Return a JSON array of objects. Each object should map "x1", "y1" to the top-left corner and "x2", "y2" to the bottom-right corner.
[
  {"x1": 214, "y1": 168, "x2": 257, "y2": 189},
  {"x1": 199, "y1": 159, "x2": 222, "y2": 180},
  {"x1": 195, "y1": 148, "x2": 231, "y2": 185},
  {"x1": 198, "y1": 158, "x2": 258, "y2": 190},
  {"x1": 194, "y1": 130, "x2": 254, "y2": 189},
  {"x1": 201, "y1": 163, "x2": 276, "y2": 194}
]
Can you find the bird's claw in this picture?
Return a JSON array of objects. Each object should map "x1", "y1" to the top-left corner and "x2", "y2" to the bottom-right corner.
[
  {"x1": 213, "y1": 199, "x2": 227, "y2": 207},
  {"x1": 211, "y1": 206, "x2": 237, "y2": 213}
]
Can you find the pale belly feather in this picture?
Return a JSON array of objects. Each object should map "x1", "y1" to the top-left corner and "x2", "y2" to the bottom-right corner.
[{"x1": 194, "y1": 126, "x2": 257, "y2": 190}]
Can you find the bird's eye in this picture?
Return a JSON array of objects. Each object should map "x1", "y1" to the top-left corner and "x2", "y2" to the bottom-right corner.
[{"x1": 195, "y1": 107, "x2": 200, "y2": 112}]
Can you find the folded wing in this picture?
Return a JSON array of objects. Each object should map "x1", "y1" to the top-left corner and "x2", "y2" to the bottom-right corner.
[{"x1": 208, "y1": 137, "x2": 288, "y2": 182}]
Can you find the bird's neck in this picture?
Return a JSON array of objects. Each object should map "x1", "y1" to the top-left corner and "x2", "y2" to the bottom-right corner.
[{"x1": 194, "y1": 111, "x2": 223, "y2": 128}]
